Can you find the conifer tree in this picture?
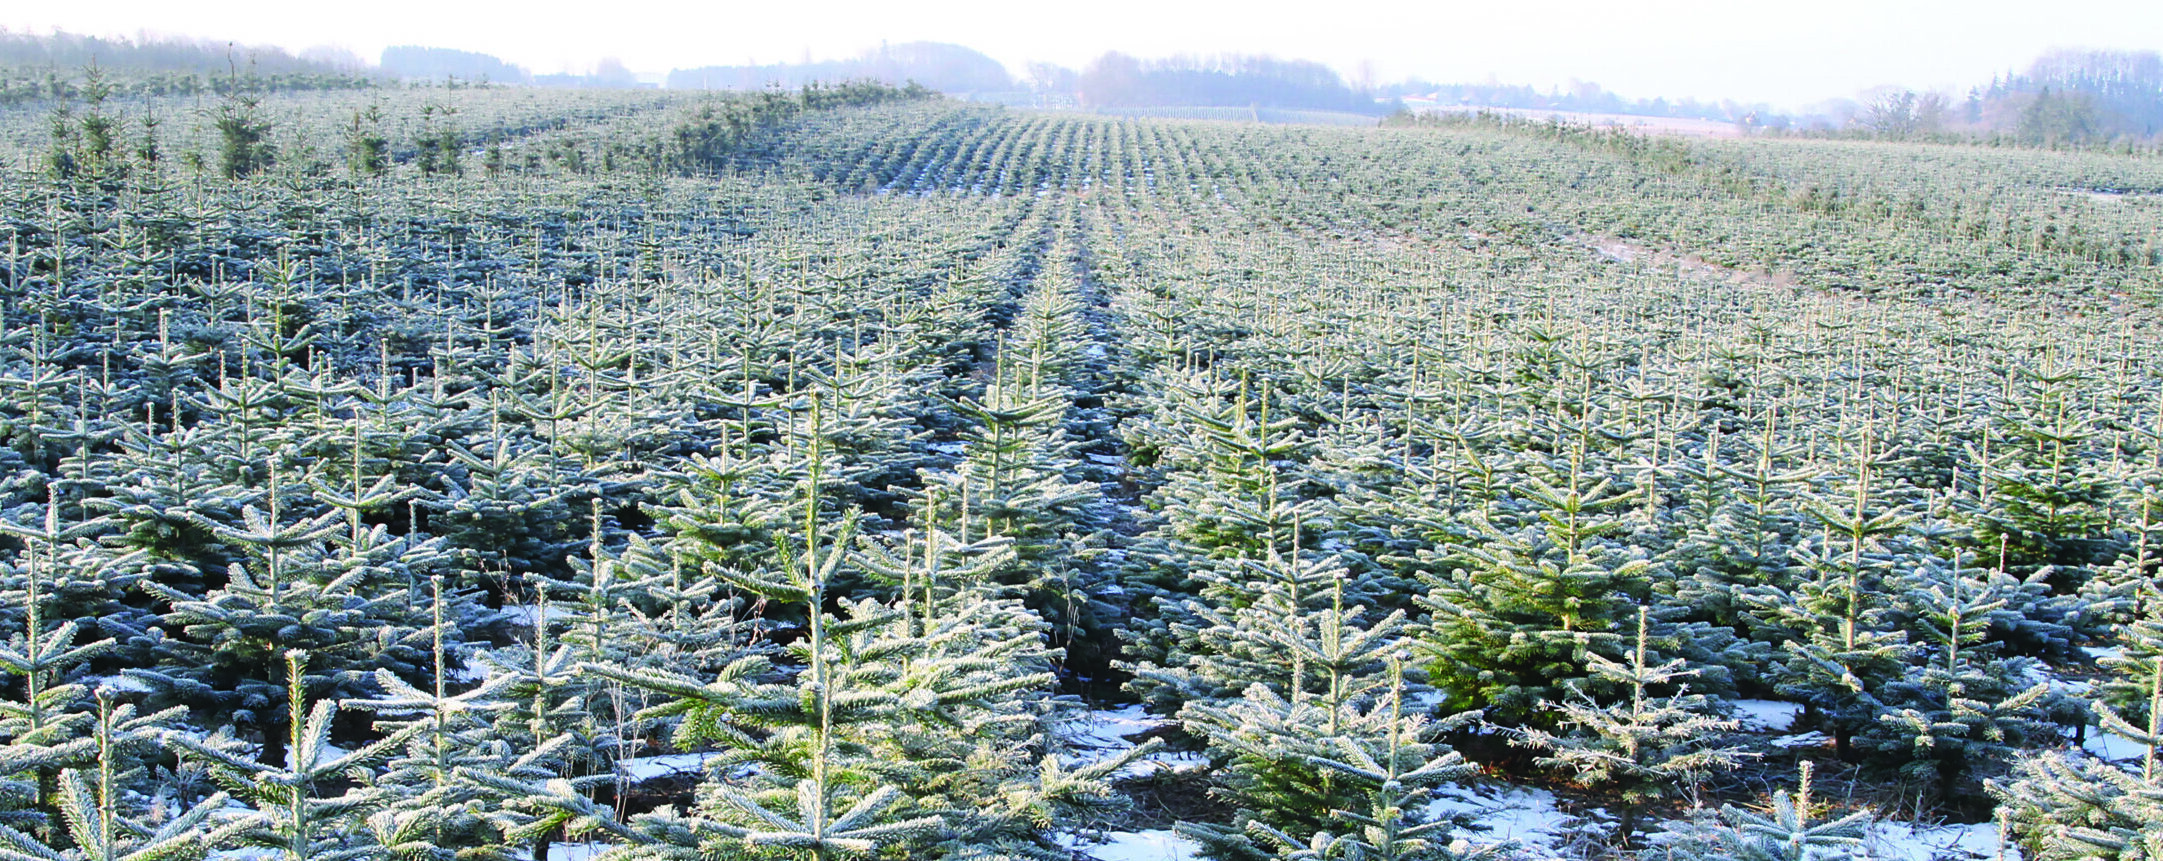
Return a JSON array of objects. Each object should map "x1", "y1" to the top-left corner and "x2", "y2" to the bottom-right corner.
[
  {"x1": 1515, "y1": 608, "x2": 1745, "y2": 845},
  {"x1": 161, "y1": 650, "x2": 421, "y2": 861},
  {"x1": 1655, "y1": 762, "x2": 1872, "y2": 861},
  {"x1": 1993, "y1": 659, "x2": 2163, "y2": 860},
  {"x1": 1234, "y1": 655, "x2": 1482, "y2": 861},
  {"x1": 1866, "y1": 550, "x2": 2054, "y2": 801},
  {"x1": 0, "y1": 692, "x2": 249, "y2": 861},
  {"x1": 1416, "y1": 446, "x2": 1657, "y2": 726}
]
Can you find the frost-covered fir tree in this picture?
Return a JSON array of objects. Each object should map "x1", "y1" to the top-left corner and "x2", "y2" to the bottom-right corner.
[
  {"x1": 588, "y1": 394, "x2": 1134, "y2": 858},
  {"x1": 1514, "y1": 608, "x2": 1745, "y2": 845},
  {"x1": 1866, "y1": 550, "x2": 2054, "y2": 802},
  {"x1": 161, "y1": 651, "x2": 421, "y2": 861},
  {"x1": 1653, "y1": 762, "x2": 1871, "y2": 861},
  {"x1": 0, "y1": 691, "x2": 251, "y2": 861},
  {"x1": 1416, "y1": 447, "x2": 1657, "y2": 726},
  {"x1": 1173, "y1": 566, "x2": 1415, "y2": 841},
  {"x1": 1236, "y1": 655, "x2": 1482, "y2": 861}
]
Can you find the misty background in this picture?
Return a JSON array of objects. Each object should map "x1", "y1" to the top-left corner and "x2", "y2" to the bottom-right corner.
[{"x1": 5, "y1": 0, "x2": 2163, "y2": 144}]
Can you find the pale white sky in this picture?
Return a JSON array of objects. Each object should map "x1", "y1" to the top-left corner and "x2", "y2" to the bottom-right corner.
[{"x1": 13, "y1": 0, "x2": 2162, "y2": 110}]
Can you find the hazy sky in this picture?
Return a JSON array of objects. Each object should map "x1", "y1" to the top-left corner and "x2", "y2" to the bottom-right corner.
[{"x1": 13, "y1": 0, "x2": 2163, "y2": 109}]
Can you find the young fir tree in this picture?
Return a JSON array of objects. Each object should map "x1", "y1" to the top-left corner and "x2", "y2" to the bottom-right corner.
[
  {"x1": 211, "y1": 80, "x2": 273, "y2": 179},
  {"x1": 0, "y1": 523, "x2": 119, "y2": 835},
  {"x1": 344, "y1": 105, "x2": 388, "y2": 178},
  {"x1": 1172, "y1": 553, "x2": 1425, "y2": 847},
  {"x1": 0, "y1": 691, "x2": 250, "y2": 861},
  {"x1": 345, "y1": 575, "x2": 539, "y2": 861},
  {"x1": 1653, "y1": 761, "x2": 1872, "y2": 861},
  {"x1": 1416, "y1": 446, "x2": 1658, "y2": 727},
  {"x1": 1119, "y1": 369, "x2": 1314, "y2": 686},
  {"x1": 1992, "y1": 658, "x2": 2163, "y2": 860},
  {"x1": 1865, "y1": 550, "x2": 2054, "y2": 802},
  {"x1": 1237, "y1": 655, "x2": 1483, "y2": 861},
  {"x1": 144, "y1": 465, "x2": 442, "y2": 754},
  {"x1": 578, "y1": 394, "x2": 947, "y2": 859},
  {"x1": 2098, "y1": 566, "x2": 2163, "y2": 725},
  {"x1": 161, "y1": 650, "x2": 421, "y2": 861},
  {"x1": 1514, "y1": 608, "x2": 1746, "y2": 846},
  {"x1": 1741, "y1": 430, "x2": 1919, "y2": 759}
]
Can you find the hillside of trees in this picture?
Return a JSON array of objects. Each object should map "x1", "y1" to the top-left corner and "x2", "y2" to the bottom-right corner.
[{"x1": 1839, "y1": 50, "x2": 2163, "y2": 145}]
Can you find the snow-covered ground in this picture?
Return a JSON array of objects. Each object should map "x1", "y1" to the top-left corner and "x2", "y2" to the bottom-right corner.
[
  {"x1": 2082, "y1": 725, "x2": 2150, "y2": 762},
  {"x1": 615, "y1": 752, "x2": 719, "y2": 781},
  {"x1": 1068, "y1": 829, "x2": 1202, "y2": 861},
  {"x1": 503, "y1": 601, "x2": 579, "y2": 627},
  {"x1": 2083, "y1": 644, "x2": 2127, "y2": 662},
  {"x1": 1771, "y1": 730, "x2": 1832, "y2": 749},
  {"x1": 1729, "y1": 699, "x2": 1802, "y2": 732},
  {"x1": 1069, "y1": 704, "x2": 1207, "y2": 778},
  {"x1": 1426, "y1": 784, "x2": 1598, "y2": 856},
  {"x1": 1865, "y1": 821, "x2": 2014, "y2": 861},
  {"x1": 1070, "y1": 704, "x2": 1170, "y2": 749},
  {"x1": 450, "y1": 652, "x2": 497, "y2": 683}
]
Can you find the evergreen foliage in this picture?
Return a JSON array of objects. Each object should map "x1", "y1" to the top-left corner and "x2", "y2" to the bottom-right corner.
[{"x1": 0, "y1": 77, "x2": 2155, "y2": 861}]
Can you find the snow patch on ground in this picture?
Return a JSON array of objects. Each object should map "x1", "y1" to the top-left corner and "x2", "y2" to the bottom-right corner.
[
  {"x1": 2083, "y1": 644, "x2": 2127, "y2": 662},
  {"x1": 2083, "y1": 726, "x2": 2150, "y2": 762},
  {"x1": 1068, "y1": 829, "x2": 1202, "y2": 861},
  {"x1": 1426, "y1": 785, "x2": 1594, "y2": 855},
  {"x1": 450, "y1": 651, "x2": 497, "y2": 683},
  {"x1": 616, "y1": 752, "x2": 719, "y2": 781},
  {"x1": 1865, "y1": 821, "x2": 2015, "y2": 861},
  {"x1": 1071, "y1": 704, "x2": 1164, "y2": 749},
  {"x1": 1772, "y1": 731, "x2": 1832, "y2": 749},
  {"x1": 507, "y1": 604, "x2": 577, "y2": 628},
  {"x1": 1405, "y1": 687, "x2": 1447, "y2": 714},
  {"x1": 1068, "y1": 705, "x2": 1207, "y2": 778},
  {"x1": 1729, "y1": 699, "x2": 1801, "y2": 732}
]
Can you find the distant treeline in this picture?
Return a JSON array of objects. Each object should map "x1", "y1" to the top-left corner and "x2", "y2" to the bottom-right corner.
[
  {"x1": 382, "y1": 46, "x2": 652, "y2": 89},
  {"x1": 1972, "y1": 50, "x2": 2163, "y2": 144},
  {"x1": 668, "y1": 42, "x2": 1011, "y2": 95},
  {"x1": 379, "y1": 46, "x2": 531, "y2": 84},
  {"x1": 0, "y1": 29, "x2": 377, "y2": 104},
  {"x1": 1066, "y1": 53, "x2": 1384, "y2": 115},
  {"x1": 1829, "y1": 50, "x2": 2163, "y2": 147},
  {"x1": 1379, "y1": 79, "x2": 1770, "y2": 125}
]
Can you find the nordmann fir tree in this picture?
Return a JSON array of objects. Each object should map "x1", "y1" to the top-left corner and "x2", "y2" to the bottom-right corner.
[
  {"x1": 1415, "y1": 422, "x2": 1659, "y2": 727},
  {"x1": 1992, "y1": 657, "x2": 2163, "y2": 860},
  {"x1": 1238, "y1": 654, "x2": 1484, "y2": 861},
  {"x1": 1514, "y1": 608, "x2": 1746, "y2": 846}
]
